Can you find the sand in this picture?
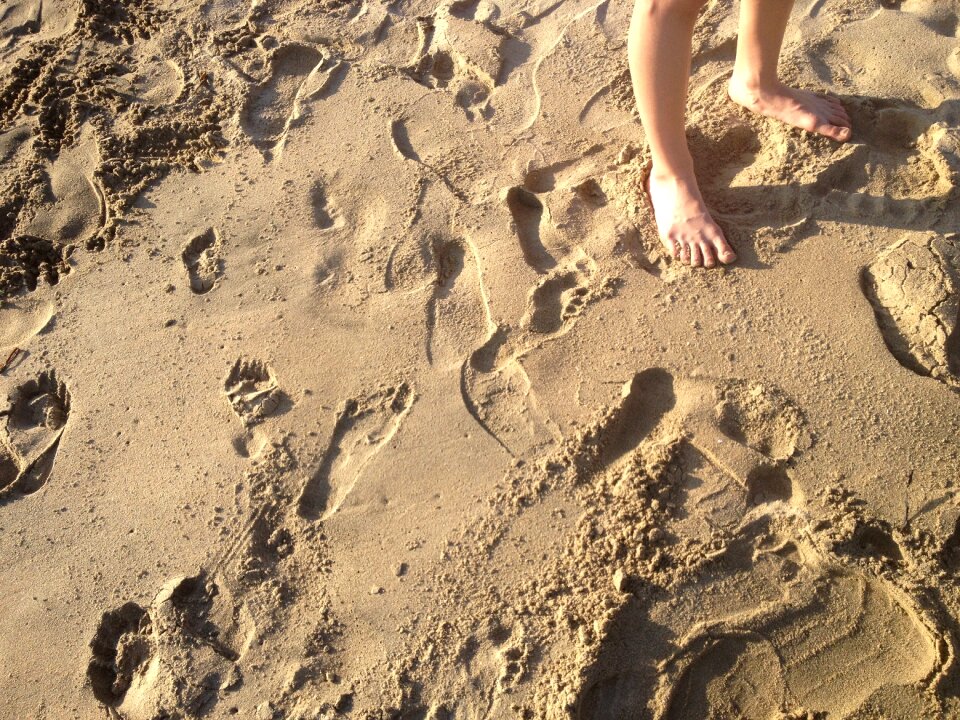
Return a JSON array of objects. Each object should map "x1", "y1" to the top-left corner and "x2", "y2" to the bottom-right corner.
[{"x1": 1, "y1": 0, "x2": 959, "y2": 717}]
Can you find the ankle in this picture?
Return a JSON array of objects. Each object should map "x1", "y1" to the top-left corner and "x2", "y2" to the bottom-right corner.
[
  {"x1": 647, "y1": 166, "x2": 703, "y2": 201},
  {"x1": 648, "y1": 163, "x2": 697, "y2": 189},
  {"x1": 728, "y1": 71, "x2": 781, "y2": 101}
]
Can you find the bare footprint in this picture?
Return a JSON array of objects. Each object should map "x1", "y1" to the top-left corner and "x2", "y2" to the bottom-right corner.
[
  {"x1": 297, "y1": 382, "x2": 414, "y2": 520},
  {"x1": 426, "y1": 235, "x2": 489, "y2": 369},
  {"x1": 401, "y1": 6, "x2": 501, "y2": 119},
  {"x1": 862, "y1": 233, "x2": 960, "y2": 390},
  {"x1": 242, "y1": 44, "x2": 324, "y2": 153},
  {"x1": 0, "y1": 369, "x2": 70, "y2": 500},
  {"x1": 309, "y1": 179, "x2": 338, "y2": 231},
  {"x1": 523, "y1": 260, "x2": 594, "y2": 335},
  {"x1": 223, "y1": 358, "x2": 283, "y2": 427},
  {"x1": 182, "y1": 228, "x2": 224, "y2": 294},
  {"x1": 504, "y1": 185, "x2": 554, "y2": 272},
  {"x1": 23, "y1": 129, "x2": 102, "y2": 246},
  {"x1": 88, "y1": 572, "x2": 250, "y2": 717},
  {"x1": 459, "y1": 253, "x2": 598, "y2": 456},
  {"x1": 0, "y1": 0, "x2": 41, "y2": 39}
]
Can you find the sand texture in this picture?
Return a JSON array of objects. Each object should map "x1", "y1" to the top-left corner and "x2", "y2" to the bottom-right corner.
[{"x1": 2, "y1": 0, "x2": 960, "y2": 718}]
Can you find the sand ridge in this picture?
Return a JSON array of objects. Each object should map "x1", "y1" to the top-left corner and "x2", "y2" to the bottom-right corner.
[{"x1": 1, "y1": 0, "x2": 960, "y2": 718}]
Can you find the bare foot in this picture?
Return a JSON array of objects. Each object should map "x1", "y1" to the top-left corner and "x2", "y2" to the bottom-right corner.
[
  {"x1": 645, "y1": 170, "x2": 737, "y2": 268},
  {"x1": 728, "y1": 77, "x2": 852, "y2": 142}
]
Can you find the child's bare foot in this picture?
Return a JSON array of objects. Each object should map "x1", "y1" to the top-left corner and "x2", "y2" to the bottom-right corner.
[
  {"x1": 645, "y1": 169, "x2": 737, "y2": 268},
  {"x1": 728, "y1": 76, "x2": 852, "y2": 142}
]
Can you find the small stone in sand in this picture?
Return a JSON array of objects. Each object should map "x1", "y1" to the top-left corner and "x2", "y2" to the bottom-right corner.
[
  {"x1": 370, "y1": 585, "x2": 384, "y2": 595},
  {"x1": 612, "y1": 568, "x2": 629, "y2": 593}
]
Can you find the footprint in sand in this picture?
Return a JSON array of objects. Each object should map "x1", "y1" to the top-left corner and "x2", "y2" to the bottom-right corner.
[
  {"x1": 598, "y1": 369, "x2": 808, "y2": 528},
  {"x1": 504, "y1": 185, "x2": 555, "y2": 273},
  {"x1": 571, "y1": 370, "x2": 941, "y2": 720},
  {"x1": 242, "y1": 44, "x2": 324, "y2": 154},
  {"x1": 297, "y1": 382, "x2": 414, "y2": 520},
  {"x1": 0, "y1": 0, "x2": 41, "y2": 39},
  {"x1": 427, "y1": 234, "x2": 489, "y2": 369},
  {"x1": 461, "y1": 253, "x2": 599, "y2": 456},
  {"x1": 456, "y1": 617, "x2": 531, "y2": 705},
  {"x1": 22, "y1": 128, "x2": 103, "y2": 247},
  {"x1": 309, "y1": 179, "x2": 339, "y2": 231},
  {"x1": 523, "y1": 261, "x2": 594, "y2": 335},
  {"x1": 88, "y1": 572, "x2": 252, "y2": 719},
  {"x1": 504, "y1": 159, "x2": 614, "y2": 275},
  {"x1": 402, "y1": 6, "x2": 504, "y2": 119},
  {"x1": 0, "y1": 370, "x2": 70, "y2": 501},
  {"x1": 813, "y1": 102, "x2": 958, "y2": 204},
  {"x1": 384, "y1": 224, "x2": 435, "y2": 294},
  {"x1": 862, "y1": 232, "x2": 960, "y2": 391},
  {"x1": 181, "y1": 228, "x2": 224, "y2": 295},
  {"x1": 223, "y1": 358, "x2": 283, "y2": 427}
]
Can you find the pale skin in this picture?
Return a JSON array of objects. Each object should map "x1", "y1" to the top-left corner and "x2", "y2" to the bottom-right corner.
[{"x1": 628, "y1": 0, "x2": 852, "y2": 268}]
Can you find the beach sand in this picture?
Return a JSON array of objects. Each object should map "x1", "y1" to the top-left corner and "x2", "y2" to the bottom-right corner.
[{"x1": 1, "y1": 0, "x2": 960, "y2": 717}]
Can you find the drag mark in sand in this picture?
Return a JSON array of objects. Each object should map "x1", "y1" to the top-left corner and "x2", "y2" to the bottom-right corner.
[
  {"x1": 0, "y1": 369, "x2": 70, "y2": 502},
  {"x1": 390, "y1": 117, "x2": 468, "y2": 201},
  {"x1": 298, "y1": 382, "x2": 414, "y2": 520}
]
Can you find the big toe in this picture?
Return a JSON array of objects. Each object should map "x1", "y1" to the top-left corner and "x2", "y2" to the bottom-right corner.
[
  {"x1": 717, "y1": 246, "x2": 737, "y2": 264},
  {"x1": 818, "y1": 122, "x2": 851, "y2": 142},
  {"x1": 711, "y1": 235, "x2": 737, "y2": 265}
]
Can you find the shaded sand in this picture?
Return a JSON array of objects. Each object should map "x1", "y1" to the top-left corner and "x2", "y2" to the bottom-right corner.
[{"x1": 1, "y1": 1, "x2": 960, "y2": 718}]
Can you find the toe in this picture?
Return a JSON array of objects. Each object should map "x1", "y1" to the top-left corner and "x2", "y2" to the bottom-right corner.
[
  {"x1": 828, "y1": 110, "x2": 849, "y2": 126},
  {"x1": 817, "y1": 122, "x2": 851, "y2": 142},
  {"x1": 712, "y1": 233, "x2": 737, "y2": 265},
  {"x1": 662, "y1": 235, "x2": 679, "y2": 258},
  {"x1": 829, "y1": 98, "x2": 851, "y2": 121},
  {"x1": 699, "y1": 240, "x2": 717, "y2": 268},
  {"x1": 679, "y1": 241, "x2": 691, "y2": 265},
  {"x1": 688, "y1": 242, "x2": 703, "y2": 268}
]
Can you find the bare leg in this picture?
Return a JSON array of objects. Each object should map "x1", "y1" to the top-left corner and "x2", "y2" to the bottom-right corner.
[
  {"x1": 628, "y1": 0, "x2": 736, "y2": 268},
  {"x1": 729, "y1": 0, "x2": 852, "y2": 141}
]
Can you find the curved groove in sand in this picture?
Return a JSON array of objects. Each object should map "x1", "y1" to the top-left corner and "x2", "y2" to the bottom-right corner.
[{"x1": 523, "y1": 0, "x2": 611, "y2": 131}]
